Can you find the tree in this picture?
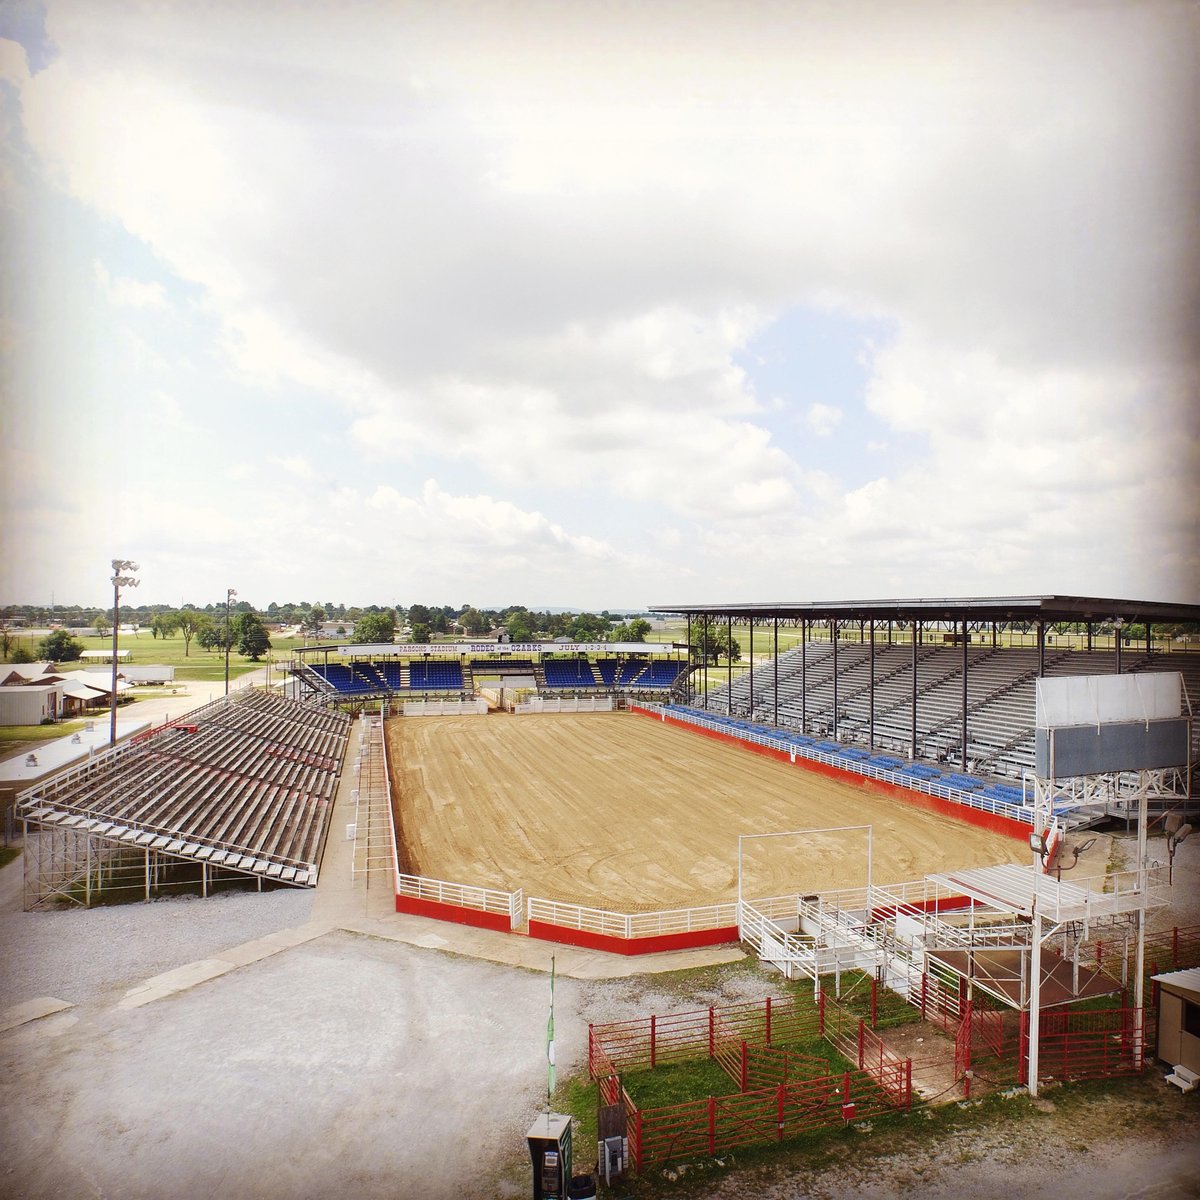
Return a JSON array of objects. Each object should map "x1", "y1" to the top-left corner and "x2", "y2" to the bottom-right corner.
[
  {"x1": 352, "y1": 610, "x2": 396, "y2": 644},
  {"x1": 460, "y1": 606, "x2": 487, "y2": 635},
  {"x1": 569, "y1": 612, "x2": 611, "y2": 641},
  {"x1": 410, "y1": 622, "x2": 431, "y2": 644},
  {"x1": 236, "y1": 613, "x2": 272, "y2": 661},
  {"x1": 150, "y1": 612, "x2": 178, "y2": 640},
  {"x1": 504, "y1": 610, "x2": 535, "y2": 642},
  {"x1": 10, "y1": 645, "x2": 35, "y2": 664},
  {"x1": 92, "y1": 614, "x2": 111, "y2": 639},
  {"x1": 302, "y1": 604, "x2": 325, "y2": 635},
  {"x1": 195, "y1": 618, "x2": 225, "y2": 652},
  {"x1": 175, "y1": 609, "x2": 207, "y2": 657},
  {"x1": 39, "y1": 628, "x2": 84, "y2": 662},
  {"x1": 429, "y1": 610, "x2": 448, "y2": 634},
  {"x1": 688, "y1": 619, "x2": 741, "y2": 665},
  {"x1": 612, "y1": 618, "x2": 651, "y2": 642},
  {"x1": 0, "y1": 620, "x2": 16, "y2": 659}
]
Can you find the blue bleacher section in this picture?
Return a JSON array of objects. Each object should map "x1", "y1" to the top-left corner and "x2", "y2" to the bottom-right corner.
[
  {"x1": 409, "y1": 660, "x2": 464, "y2": 691},
  {"x1": 543, "y1": 658, "x2": 596, "y2": 688},
  {"x1": 306, "y1": 653, "x2": 684, "y2": 696},
  {"x1": 638, "y1": 661, "x2": 685, "y2": 688}
]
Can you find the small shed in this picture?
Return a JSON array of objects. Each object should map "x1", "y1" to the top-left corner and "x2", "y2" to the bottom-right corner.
[
  {"x1": 0, "y1": 682, "x2": 64, "y2": 725},
  {"x1": 1153, "y1": 967, "x2": 1200, "y2": 1084}
]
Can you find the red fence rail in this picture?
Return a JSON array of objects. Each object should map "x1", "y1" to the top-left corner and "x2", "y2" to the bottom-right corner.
[
  {"x1": 636, "y1": 1069, "x2": 897, "y2": 1170},
  {"x1": 589, "y1": 994, "x2": 823, "y2": 1077}
]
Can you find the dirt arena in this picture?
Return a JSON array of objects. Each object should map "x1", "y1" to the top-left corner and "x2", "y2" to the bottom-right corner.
[{"x1": 387, "y1": 712, "x2": 1027, "y2": 909}]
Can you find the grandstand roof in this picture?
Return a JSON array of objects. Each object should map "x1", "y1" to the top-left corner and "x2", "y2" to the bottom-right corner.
[{"x1": 649, "y1": 595, "x2": 1200, "y2": 625}]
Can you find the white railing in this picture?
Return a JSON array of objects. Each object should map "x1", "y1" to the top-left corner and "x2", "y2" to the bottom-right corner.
[
  {"x1": 396, "y1": 871, "x2": 523, "y2": 929},
  {"x1": 526, "y1": 896, "x2": 737, "y2": 939},
  {"x1": 650, "y1": 704, "x2": 1035, "y2": 828},
  {"x1": 402, "y1": 698, "x2": 488, "y2": 716},
  {"x1": 514, "y1": 696, "x2": 615, "y2": 714}
]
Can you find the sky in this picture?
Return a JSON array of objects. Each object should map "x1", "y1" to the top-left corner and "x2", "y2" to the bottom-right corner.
[{"x1": 1, "y1": 0, "x2": 1197, "y2": 613}]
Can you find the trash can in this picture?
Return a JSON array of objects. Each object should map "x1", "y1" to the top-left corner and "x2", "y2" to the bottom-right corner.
[{"x1": 568, "y1": 1174, "x2": 597, "y2": 1200}]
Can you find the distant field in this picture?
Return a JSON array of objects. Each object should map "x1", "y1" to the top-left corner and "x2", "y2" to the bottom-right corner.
[{"x1": 1, "y1": 631, "x2": 304, "y2": 682}]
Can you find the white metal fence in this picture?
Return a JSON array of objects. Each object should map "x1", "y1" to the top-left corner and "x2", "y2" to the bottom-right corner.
[
  {"x1": 396, "y1": 871, "x2": 524, "y2": 929},
  {"x1": 514, "y1": 696, "x2": 615, "y2": 714},
  {"x1": 525, "y1": 896, "x2": 737, "y2": 939}
]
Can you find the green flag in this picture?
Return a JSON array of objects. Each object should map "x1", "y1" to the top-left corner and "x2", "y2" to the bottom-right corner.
[{"x1": 546, "y1": 956, "x2": 556, "y2": 1099}]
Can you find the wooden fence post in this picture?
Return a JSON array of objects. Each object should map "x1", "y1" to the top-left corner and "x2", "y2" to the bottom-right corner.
[
  {"x1": 870, "y1": 976, "x2": 878, "y2": 1028},
  {"x1": 776, "y1": 1083, "x2": 786, "y2": 1140},
  {"x1": 707, "y1": 1096, "x2": 716, "y2": 1157},
  {"x1": 905, "y1": 1059, "x2": 913, "y2": 1111},
  {"x1": 857, "y1": 1020, "x2": 865, "y2": 1069}
]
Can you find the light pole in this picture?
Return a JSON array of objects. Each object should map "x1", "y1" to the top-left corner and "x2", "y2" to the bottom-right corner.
[
  {"x1": 109, "y1": 560, "x2": 139, "y2": 746},
  {"x1": 225, "y1": 588, "x2": 237, "y2": 696}
]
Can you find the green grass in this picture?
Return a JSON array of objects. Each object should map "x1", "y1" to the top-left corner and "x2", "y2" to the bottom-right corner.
[
  {"x1": 2, "y1": 631, "x2": 305, "y2": 683},
  {"x1": 0, "y1": 846, "x2": 20, "y2": 869},
  {"x1": 0, "y1": 720, "x2": 88, "y2": 743}
]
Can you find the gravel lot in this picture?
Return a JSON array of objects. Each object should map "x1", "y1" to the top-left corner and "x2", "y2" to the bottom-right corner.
[{"x1": 0, "y1": 832, "x2": 1196, "y2": 1199}]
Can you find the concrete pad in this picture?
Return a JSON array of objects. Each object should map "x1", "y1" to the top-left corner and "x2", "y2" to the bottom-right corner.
[
  {"x1": 117, "y1": 959, "x2": 233, "y2": 1008},
  {"x1": 343, "y1": 911, "x2": 748, "y2": 978},
  {"x1": 0, "y1": 995, "x2": 74, "y2": 1033}
]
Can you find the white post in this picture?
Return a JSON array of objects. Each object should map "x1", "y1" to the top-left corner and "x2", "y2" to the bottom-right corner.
[{"x1": 1028, "y1": 909, "x2": 1042, "y2": 1097}]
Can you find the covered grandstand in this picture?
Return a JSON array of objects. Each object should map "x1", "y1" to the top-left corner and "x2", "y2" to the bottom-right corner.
[{"x1": 651, "y1": 595, "x2": 1200, "y2": 799}]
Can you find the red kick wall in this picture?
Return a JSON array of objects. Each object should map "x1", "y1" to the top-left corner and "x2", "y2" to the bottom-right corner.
[{"x1": 630, "y1": 706, "x2": 1030, "y2": 843}]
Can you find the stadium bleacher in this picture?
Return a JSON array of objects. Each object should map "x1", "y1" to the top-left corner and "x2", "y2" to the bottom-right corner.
[
  {"x1": 703, "y1": 639, "x2": 1200, "y2": 781},
  {"x1": 19, "y1": 691, "x2": 350, "y2": 888}
]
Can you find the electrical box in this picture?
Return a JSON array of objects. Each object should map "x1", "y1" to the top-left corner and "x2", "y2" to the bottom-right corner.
[{"x1": 527, "y1": 1113, "x2": 572, "y2": 1200}]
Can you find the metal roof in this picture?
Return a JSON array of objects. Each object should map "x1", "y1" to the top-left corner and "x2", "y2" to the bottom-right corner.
[
  {"x1": 649, "y1": 594, "x2": 1200, "y2": 624},
  {"x1": 1152, "y1": 967, "x2": 1200, "y2": 995}
]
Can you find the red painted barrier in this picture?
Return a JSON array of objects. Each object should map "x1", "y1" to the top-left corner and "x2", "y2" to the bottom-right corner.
[
  {"x1": 633, "y1": 707, "x2": 1030, "y2": 843},
  {"x1": 396, "y1": 894, "x2": 511, "y2": 933},
  {"x1": 527, "y1": 919, "x2": 741, "y2": 956}
]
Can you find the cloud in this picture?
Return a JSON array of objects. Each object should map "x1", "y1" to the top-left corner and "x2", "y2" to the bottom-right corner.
[
  {"x1": 802, "y1": 403, "x2": 842, "y2": 438},
  {"x1": 94, "y1": 262, "x2": 168, "y2": 310},
  {"x1": 3, "y1": 2, "x2": 1197, "y2": 605}
]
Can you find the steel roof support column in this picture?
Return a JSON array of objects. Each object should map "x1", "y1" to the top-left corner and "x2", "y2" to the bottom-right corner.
[
  {"x1": 701, "y1": 614, "x2": 708, "y2": 709},
  {"x1": 1115, "y1": 619, "x2": 1123, "y2": 674},
  {"x1": 868, "y1": 619, "x2": 875, "y2": 751},
  {"x1": 832, "y1": 620, "x2": 839, "y2": 743},
  {"x1": 726, "y1": 615, "x2": 733, "y2": 716},
  {"x1": 1086, "y1": 622, "x2": 1093, "y2": 652},
  {"x1": 961, "y1": 617, "x2": 969, "y2": 772},
  {"x1": 910, "y1": 620, "x2": 919, "y2": 761},
  {"x1": 748, "y1": 619, "x2": 754, "y2": 718},
  {"x1": 772, "y1": 617, "x2": 779, "y2": 728},
  {"x1": 1037, "y1": 621, "x2": 1045, "y2": 676},
  {"x1": 801, "y1": 619, "x2": 808, "y2": 734}
]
